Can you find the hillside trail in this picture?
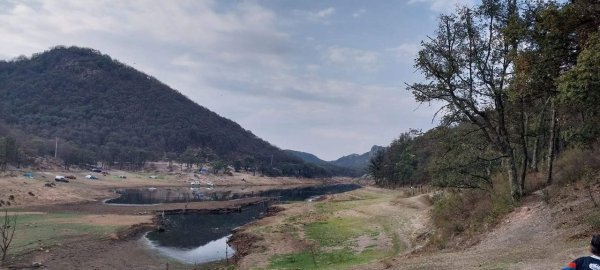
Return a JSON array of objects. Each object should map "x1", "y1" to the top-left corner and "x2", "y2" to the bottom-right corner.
[{"x1": 379, "y1": 191, "x2": 592, "y2": 270}]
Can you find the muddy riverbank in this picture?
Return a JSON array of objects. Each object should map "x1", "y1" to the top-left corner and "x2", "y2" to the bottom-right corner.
[{"x1": 1, "y1": 172, "x2": 356, "y2": 269}]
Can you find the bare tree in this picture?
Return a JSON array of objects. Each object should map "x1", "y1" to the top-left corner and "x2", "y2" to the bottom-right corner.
[{"x1": 0, "y1": 210, "x2": 17, "y2": 264}]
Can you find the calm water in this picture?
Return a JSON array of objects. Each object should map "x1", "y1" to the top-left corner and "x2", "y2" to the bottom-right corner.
[
  {"x1": 106, "y1": 183, "x2": 361, "y2": 204},
  {"x1": 124, "y1": 184, "x2": 362, "y2": 264},
  {"x1": 144, "y1": 203, "x2": 269, "y2": 264}
]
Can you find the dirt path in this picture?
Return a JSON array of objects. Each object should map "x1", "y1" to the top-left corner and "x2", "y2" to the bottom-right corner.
[
  {"x1": 231, "y1": 187, "x2": 595, "y2": 270},
  {"x1": 347, "y1": 192, "x2": 592, "y2": 270},
  {"x1": 388, "y1": 193, "x2": 592, "y2": 270}
]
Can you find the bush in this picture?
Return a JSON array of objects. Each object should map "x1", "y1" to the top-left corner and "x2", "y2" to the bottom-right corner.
[
  {"x1": 586, "y1": 212, "x2": 600, "y2": 231},
  {"x1": 553, "y1": 149, "x2": 600, "y2": 185},
  {"x1": 429, "y1": 181, "x2": 514, "y2": 249}
]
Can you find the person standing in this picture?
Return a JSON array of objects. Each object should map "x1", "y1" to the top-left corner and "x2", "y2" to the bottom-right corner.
[{"x1": 563, "y1": 235, "x2": 600, "y2": 270}]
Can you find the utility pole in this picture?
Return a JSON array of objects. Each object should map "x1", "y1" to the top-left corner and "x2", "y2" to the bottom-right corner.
[
  {"x1": 270, "y1": 154, "x2": 273, "y2": 167},
  {"x1": 54, "y1": 137, "x2": 58, "y2": 158}
]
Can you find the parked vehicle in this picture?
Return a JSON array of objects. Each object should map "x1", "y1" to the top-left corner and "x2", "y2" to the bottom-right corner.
[
  {"x1": 91, "y1": 168, "x2": 102, "y2": 173},
  {"x1": 85, "y1": 174, "x2": 98, "y2": 180},
  {"x1": 65, "y1": 175, "x2": 77, "y2": 179},
  {"x1": 55, "y1": 176, "x2": 69, "y2": 183}
]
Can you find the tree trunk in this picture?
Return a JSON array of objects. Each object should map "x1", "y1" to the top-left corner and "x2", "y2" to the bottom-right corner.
[
  {"x1": 531, "y1": 134, "x2": 540, "y2": 171},
  {"x1": 546, "y1": 99, "x2": 557, "y2": 185},
  {"x1": 531, "y1": 97, "x2": 551, "y2": 172},
  {"x1": 520, "y1": 97, "x2": 529, "y2": 193},
  {"x1": 505, "y1": 149, "x2": 522, "y2": 201}
]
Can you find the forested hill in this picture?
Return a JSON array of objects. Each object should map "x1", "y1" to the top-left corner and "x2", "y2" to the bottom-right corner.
[
  {"x1": 284, "y1": 150, "x2": 329, "y2": 166},
  {"x1": 330, "y1": 145, "x2": 383, "y2": 172},
  {"x1": 0, "y1": 46, "x2": 319, "y2": 175},
  {"x1": 284, "y1": 149, "x2": 360, "y2": 176}
]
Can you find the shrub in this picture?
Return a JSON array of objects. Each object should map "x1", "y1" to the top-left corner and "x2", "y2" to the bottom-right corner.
[
  {"x1": 586, "y1": 212, "x2": 600, "y2": 231},
  {"x1": 553, "y1": 149, "x2": 600, "y2": 185},
  {"x1": 429, "y1": 181, "x2": 514, "y2": 249}
]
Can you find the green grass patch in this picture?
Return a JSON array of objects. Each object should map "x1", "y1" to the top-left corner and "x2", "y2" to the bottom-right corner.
[
  {"x1": 315, "y1": 200, "x2": 363, "y2": 214},
  {"x1": 11, "y1": 213, "x2": 123, "y2": 254},
  {"x1": 269, "y1": 249, "x2": 380, "y2": 270},
  {"x1": 305, "y1": 217, "x2": 374, "y2": 247}
]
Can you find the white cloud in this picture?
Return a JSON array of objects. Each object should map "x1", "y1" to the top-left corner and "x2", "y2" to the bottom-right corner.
[
  {"x1": 326, "y1": 46, "x2": 380, "y2": 72},
  {"x1": 316, "y1": 7, "x2": 335, "y2": 18},
  {"x1": 0, "y1": 0, "x2": 439, "y2": 160},
  {"x1": 0, "y1": 1, "x2": 290, "y2": 68},
  {"x1": 217, "y1": 72, "x2": 436, "y2": 159},
  {"x1": 352, "y1": 8, "x2": 366, "y2": 18},
  {"x1": 387, "y1": 43, "x2": 420, "y2": 62},
  {"x1": 293, "y1": 7, "x2": 336, "y2": 23},
  {"x1": 408, "y1": 0, "x2": 475, "y2": 13}
]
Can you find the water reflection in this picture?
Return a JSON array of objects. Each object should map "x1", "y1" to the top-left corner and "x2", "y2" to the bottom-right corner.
[
  {"x1": 144, "y1": 204, "x2": 267, "y2": 264},
  {"x1": 137, "y1": 184, "x2": 362, "y2": 265},
  {"x1": 143, "y1": 234, "x2": 234, "y2": 264},
  {"x1": 107, "y1": 184, "x2": 361, "y2": 204},
  {"x1": 146, "y1": 204, "x2": 267, "y2": 248}
]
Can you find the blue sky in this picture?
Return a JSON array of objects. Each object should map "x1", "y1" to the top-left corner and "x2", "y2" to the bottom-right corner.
[{"x1": 0, "y1": 0, "x2": 474, "y2": 160}]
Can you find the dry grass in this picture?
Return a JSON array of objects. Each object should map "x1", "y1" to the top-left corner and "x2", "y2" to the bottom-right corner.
[{"x1": 429, "y1": 179, "x2": 514, "y2": 249}]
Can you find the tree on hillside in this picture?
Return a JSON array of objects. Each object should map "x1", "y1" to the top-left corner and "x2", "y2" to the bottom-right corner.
[
  {"x1": 178, "y1": 148, "x2": 197, "y2": 169},
  {"x1": 408, "y1": 0, "x2": 525, "y2": 200},
  {"x1": 428, "y1": 125, "x2": 501, "y2": 190},
  {"x1": 513, "y1": 1, "x2": 580, "y2": 185},
  {"x1": 210, "y1": 160, "x2": 225, "y2": 174},
  {"x1": 368, "y1": 149, "x2": 386, "y2": 186},
  {"x1": 558, "y1": 33, "x2": 600, "y2": 147},
  {"x1": 233, "y1": 160, "x2": 242, "y2": 172},
  {"x1": 0, "y1": 137, "x2": 19, "y2": 171}
]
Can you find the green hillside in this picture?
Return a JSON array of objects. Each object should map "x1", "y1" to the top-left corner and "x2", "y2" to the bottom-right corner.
[{"x1": 0, "y1": 46, "x2": 338, "y2": 177}]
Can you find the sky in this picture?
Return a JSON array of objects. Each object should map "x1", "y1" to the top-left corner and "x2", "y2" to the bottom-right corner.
[{"x1": 0, "y1": 0, "x2": 475, "y2": 160}]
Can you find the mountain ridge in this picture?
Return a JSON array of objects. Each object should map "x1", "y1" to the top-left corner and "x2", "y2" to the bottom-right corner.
[
  {"x1": 285, "y1": 145, "x2": 383, "y2": 176},
  {"x1": 330, "y1": 145, "x2": 384, "y2": 172},
  {"x1": 0, "y1": 46, "x2": 339, "y2": 176}
]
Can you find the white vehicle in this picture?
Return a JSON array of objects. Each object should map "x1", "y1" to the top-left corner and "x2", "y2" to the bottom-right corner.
[{"x1": 54, "y1": 176, "x2": 68, "y2": 182}]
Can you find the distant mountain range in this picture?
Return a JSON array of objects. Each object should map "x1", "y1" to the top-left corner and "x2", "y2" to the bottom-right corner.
[
  {"x1": 285, "y1": 145, "x2": 384, "y2": 176},
  {"x1": 0, "y1": 46, "x2": 350, "y2": 177},
  {"x1": 331, "y1": 145, "x2": 384, "y2": 171}
]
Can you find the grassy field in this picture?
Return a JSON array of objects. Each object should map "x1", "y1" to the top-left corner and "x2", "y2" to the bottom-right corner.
[
  {"x1": 236, "y1": 187, "x2": 431, "y2": 270},
  {"x1": 8, "y1": 212, "x2": 128, "y2": 254}
]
